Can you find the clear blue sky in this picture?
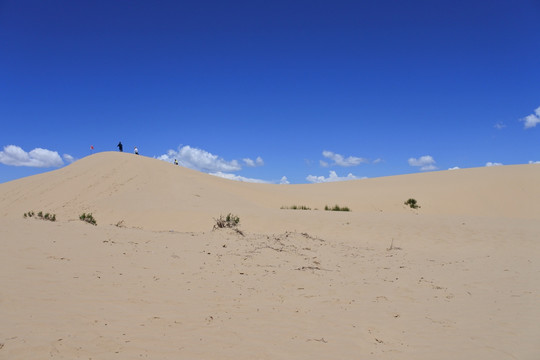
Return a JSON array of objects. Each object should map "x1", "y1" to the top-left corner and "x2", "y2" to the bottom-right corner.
[{"x1": 1, "y1": 0, "x2": 539, "y2": 184}]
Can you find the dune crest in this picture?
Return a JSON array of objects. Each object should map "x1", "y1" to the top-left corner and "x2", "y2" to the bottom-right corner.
[{"x1": 1, "y1": 152, "x2": 539, "y2": 232}]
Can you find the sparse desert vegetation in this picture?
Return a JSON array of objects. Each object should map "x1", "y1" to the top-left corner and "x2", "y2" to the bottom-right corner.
[
  {"x1": 280, "y1": 205, "x2": 311, "y2": 210},
  {"x1": 79, "y1": 213, "x2": 97, "y2": 225},
  {"x1": 213, "y1": 213, "x2": 243, "y2": 235},
  {"x1": 213, "y1": 213, "x2": 240, "y2": 229},
  {"x1": 404, "y1": 198, "x2": 420, "y2": 209},
  {"x1": 24, "y1": 210, "x2": 56, "y2": 222},
  {"x1": 324, "y1": 204, "x2": 351, "y2": 212}
]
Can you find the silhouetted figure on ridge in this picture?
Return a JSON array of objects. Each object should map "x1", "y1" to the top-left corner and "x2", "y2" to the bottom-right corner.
[{"x1": 117, "y1": 142, "x2": 123, "y2": 152}]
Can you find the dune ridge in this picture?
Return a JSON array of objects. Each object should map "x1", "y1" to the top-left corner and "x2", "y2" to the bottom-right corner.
[{"x1": 1, "y1": 152, "x2": 539, "y2": 233}]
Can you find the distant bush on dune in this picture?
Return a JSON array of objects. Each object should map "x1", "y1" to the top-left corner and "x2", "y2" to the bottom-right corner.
[
  {"x1": 324, "y1": 205, "x2": 351, "y2": 212},
  {"x1": 404, "y1": 198, "x2": 420, "y2": 209},
  {"x1": 280, "y1": 205, "x2": 311, "y2": 210},
  {"x1": 24, "y1": 210, "x2": 56, "y2": 222},
  {"x1": 80, "y1": 213, "x2": 97, "y2": 225}
]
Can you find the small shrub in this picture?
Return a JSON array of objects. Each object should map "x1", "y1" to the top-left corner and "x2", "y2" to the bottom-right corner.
[
  {"x1": 404, "y1": 198, "x2": 420, "y2": 209},
  {"x1": 80, "y1": 213, "x2": 97, "y2": 226},
  {"x1": 24, "y1": 210, "x2": 56, "y2": 221},
  {"x1": 281, "y1": 205, "x2": 311, "y2": 210},
  {"x1": 213, "y1": 213, "x2": 243, "y2": 235},
  {"x1": 325, "y1": 205, "x2": 351, "y2": 212},
  {"x1": 213, "y1": 213, "x2": 240, "y2": 228}
]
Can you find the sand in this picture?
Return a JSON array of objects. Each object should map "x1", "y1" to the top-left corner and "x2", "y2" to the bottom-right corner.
[{"x1": 1, "y1": 152, "x2": 539, "y2": 359}]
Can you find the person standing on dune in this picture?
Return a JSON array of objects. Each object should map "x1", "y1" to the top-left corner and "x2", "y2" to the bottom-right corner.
[
  {"x1": 134, "y1": 147, "x2": 139, "y2": 155},
  {"x1": 117, "y1": 142, "x2": 123, "y2": 152}
]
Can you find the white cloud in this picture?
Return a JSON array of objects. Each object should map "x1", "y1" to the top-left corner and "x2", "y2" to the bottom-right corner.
[
  {"x1": 243, "y1": 156, "x2": 264, "y2": 167},
  {"x1": 486, "y1": 162, "x2": 503, "y2": 167},
  {"x1": 306, "y1": 170, "x2": 364, "y2": 183},
  {"x1": 322, "y1": 150, "x2": 367, "y2": 167},
  {"x1": 372, "y1": 158, "x2": 383, "y2": 164},
  {"x1": 157, "y1": 146, "x2": 274, "y2": 182},
  {"x1": 158, "y1": 145, "x2": 241, "y2": 172},
  {"x1": 521, "y1": 106, "x2": 540, "y2": 129},
  {"x1": 0, "y1": 145, "x2": 64, "y2": 167},
  {"x1": 529, "y1": 160, "x2": 540, "y2": 164},
  {"x1": 210, "y1": 171, "x2": 270, "y2": 183},
  {"x1": 63, "y1": 154, "x2": 75, "y2": 163},
  {"x1": 408, "y1": 155, "x2": 437, "y2": 171},
  {"x1": 210, "y1": 172, "x2": 290, "y2": 184},
  {"x1": 494, "y1": 121, "x2": 506, "y2": 130},
  {"x1": 319, "y1": 160, "x2": 329, "y2": 167},
  {"x1": 448, "y1": 166, "x2": 460, "y2": 170}
]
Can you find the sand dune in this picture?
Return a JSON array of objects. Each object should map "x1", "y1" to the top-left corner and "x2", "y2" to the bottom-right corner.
[
  {"x1": 1, "y1": 152, "x2": 539, "y2": 232},
  {"x1": 1, "y1": 152, "x2": 539, "y2": 359}
]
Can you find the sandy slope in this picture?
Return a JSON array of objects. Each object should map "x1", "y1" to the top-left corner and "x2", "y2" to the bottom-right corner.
[
  {"x1": 0, "y1": 152, "x2": 539, "y2": 233},
  {"x1": 1, "y1": 152, "x2": 539, "y2": 359}
]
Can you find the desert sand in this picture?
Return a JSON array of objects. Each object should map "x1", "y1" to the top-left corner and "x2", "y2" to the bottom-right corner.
[{"x1": 1, "y1": 152, "x2": 539, "y2": 359}]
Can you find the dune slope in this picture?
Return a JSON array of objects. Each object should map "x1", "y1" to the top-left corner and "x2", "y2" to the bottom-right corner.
[
  {"x1": 1, "y1": 152, "x2": 539, "y2": 232},
  {"x1": 1, "y1": 152, "x2": 539, "y2": 359}
]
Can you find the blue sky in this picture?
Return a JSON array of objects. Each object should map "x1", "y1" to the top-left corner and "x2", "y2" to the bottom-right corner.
[{"x1": 1, "y1": 0, "x2": 539, "y2": 184}]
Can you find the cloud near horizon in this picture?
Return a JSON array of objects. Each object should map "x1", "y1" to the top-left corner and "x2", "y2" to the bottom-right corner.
[
  {"x1": 0, "y1": 145, "x2": 66, "y2": 168},
  {"x1": 63, "y1": 154, "x2": 75, "y2": 163},
  {"x1": 408, "y1": 155, "x2": 437, "y2": 171},
  {"x1": 243, "y1": 157, "x2": 264, "y2": 167},
  {"x1": 321, "y1": 150, "x2": 367, "y2": 167},
  {"x1": 157, "y1": 145, "x2": 274, "y2": 183},
  {"x1": 520, "y1": 106, "x2": 540, "y2": 129},
  {"x1": 210, "y1": 172, "x2": 289, "y2": 184},
  {"x1": 210, "y1": 171, "x2": 270, "y2": 183},
  {"x1": 158, "y1": 145, "x2": 245, "y2": 173},
  {"x1": 486, "y1": 162, "x2": 503, "y2": 167},
  {"x1": 306, "y1": 170, "x2": 364, "y2": 183}
]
